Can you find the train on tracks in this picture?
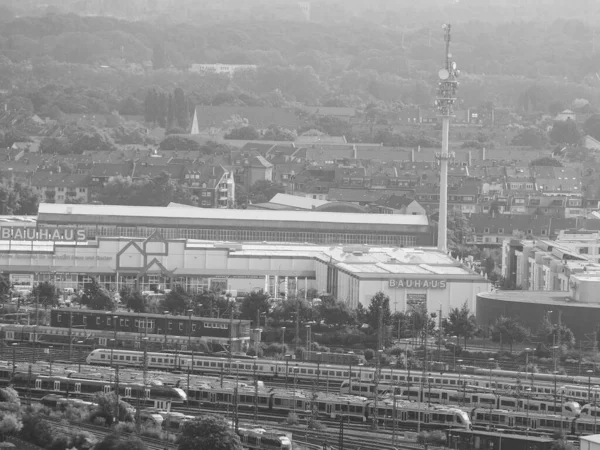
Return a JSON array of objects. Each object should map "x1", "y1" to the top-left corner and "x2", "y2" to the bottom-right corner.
[
  {"x1": 0, "y1": 367, "x2": 187, "y2": 410},
  {"x1": 339, "y1": 381, "x2": 581, "y2": 416},
  {"x1": 185, "y1": 382, "x2": 472, "y2": 430},
  {"x1": 86, "y1": 348, "x2": 600, "y2": 402}
]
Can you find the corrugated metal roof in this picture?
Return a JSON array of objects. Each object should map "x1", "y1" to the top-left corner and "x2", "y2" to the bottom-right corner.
[{"x1": 38, "y1": 203, "x2": 429, "y2": 226}]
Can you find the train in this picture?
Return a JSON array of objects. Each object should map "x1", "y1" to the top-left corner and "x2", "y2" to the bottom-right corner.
[
  {"x1": 185, "y1": 381, "x2": 472, "y2": 430},
  {"x1": 85, "y1": 349, "x2": 600, "y2": 403},
  {"x1": 468, "y1": 407, "x2": 600, "y2": 435},
  {"x1": 339, "y1": 381, "x2": 581, "y2": 417},
  {"x1": 39, "y1": 393, "x2": 164, "y2": 427},
  {"x1": 5, "y1": 370, "x2": 187, "y2": 411}
]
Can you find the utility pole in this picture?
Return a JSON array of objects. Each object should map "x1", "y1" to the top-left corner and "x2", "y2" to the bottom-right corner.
[
  {"x1": 228, "y1": 295, "x2": 234, "y2": 374},
  {"x1": 68, "y1": 311, "x2": 73, "y2": 359},
  {"x1": 115, "y1": 365, "x2": 120, "y2": 424},
  {"x1": 437, "y1": 305, "x2": 442, "y2": 358},
  {"x1": 253, "y1": 363, "x2": 258, "y2": 423},
  {"x1": 338, "y1": 416, "x2": 344, "y2": 450},
  {"x1": 435, "y1": 23, "x2": 460, "y2": 252},
  {"x1": 295, "y1": 297, "x2": 300, "y2": 352}
]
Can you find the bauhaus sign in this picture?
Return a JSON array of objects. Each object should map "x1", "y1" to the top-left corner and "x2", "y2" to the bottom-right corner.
[
  {"x1": 388, "y1": 279, "x2": 447, "y2": 289},
  {"x1": 0, "y1": 227, "x2": 87, "y2": 241}
]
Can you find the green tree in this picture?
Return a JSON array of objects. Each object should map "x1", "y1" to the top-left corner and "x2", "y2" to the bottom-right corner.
[
  {"x1": 491, "y1": 316, "x2": 530, "y2": 352},
  {"x1": 173, "y1": 87, "x2": 190, "y2": 130},
  {"x1": 163, "y1": 286, "x2": 190, "y2": 314},
  {"x1": 31, "y1": 281, "x2": 60, "y2": 309},
  {"x1": 167, "y1": 93, "x2": 175, "y2": 129},
  {"x1": 152, "y1": 42, "x2": 167, "y2": 70},
  {"x1": 442, "y1": 302, "x2": 478, "y2": 348},
  {"x1": 247, "y1": 180, "x2": 285, "y2": 205},
  {"x1": 511, "y1": 127, "x2": 548, "y2": 148},
  {"x1": 144, "y1": 89, "x2": 158, "y2": 124},
  {"x1": 224, "y1": 126, "x2": 261, "y2": 140},
  {"x1": 240, "y1": 292, "x2": 271, "y2": 323},
  {"x1": 177, "y1": 415, "x2": 243, "y2": 450},
  {"x1": 159, "y1": 135, "x2": 204, "y2": 152},
  {"x1": 365, "y1": 292, "x2": 392, "y2": 331},
  {"x1": 319, "y1": 297, "x2": 355, "y2": 327},
  {"x1": 584, "y1": 114, "x2": 600, "y2": 141},
  {"x1": 538, "y1": 314, "x2": 576, "y2": 349},
  {"x1": 20, "y1": 415, "x2": 53, "y2": 448},
  {"x1": 92, "y1": 392, "x2": 134, "y2": 425},
  {"x1": 94, "y1": 433, "x2": 145, "y2": 450},
  {"x1": 530, "y1": 156, "x2": 563, "y2": 167},
  {"x1": 549, "y1": 119, "x2": 580, "y2": 145},
  {"x1": 123, "y1": 291, "x2": 146, "y2": 313},
  {"x1": 81, "y1": 278, "x2": 115, "y2": 310}
]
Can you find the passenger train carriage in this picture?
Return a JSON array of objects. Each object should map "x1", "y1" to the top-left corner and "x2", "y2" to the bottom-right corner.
[
  {"x1": 85, "y1": 349, "x2": 600, "y2": 409},
  {"x1": 10, "y1": 372, "x2": 186, "y2": 410},
  {"x1": 186, "y1": 382, "x2": 471, "y2": 430}
]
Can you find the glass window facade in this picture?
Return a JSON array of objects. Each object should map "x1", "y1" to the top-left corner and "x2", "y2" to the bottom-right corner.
[{"x1": 72, "y1": 225, "x2": 418, "y2": 246}]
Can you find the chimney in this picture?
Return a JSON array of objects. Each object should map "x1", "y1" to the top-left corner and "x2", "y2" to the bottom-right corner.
[
  {"x1": 468, "y1": 151, "x2": 472, "y2": 167},
  {"x1": 482, "y1": 147, "x2": 486, "y2": 161},
  {"x1": 411, "y1": 149, "x2": 415, "y2": 162}
]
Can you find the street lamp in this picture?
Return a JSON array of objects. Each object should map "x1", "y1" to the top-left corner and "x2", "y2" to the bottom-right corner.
[
  {"x1": 280, "y1": 327, "x2": 286, "y2": 358},
  {"x1": 77, "y1": 340, "x2": 84, "y2": 372},
  {"x1": 525, "y1": 387, "x2": 532, "y2": 437},
  {"x1": 316, "y1": 352, "x2": 321, "y2": 386},
  {"x1": 358, "y1": 363, "x2": 364, "y2": 396},
  {"x1": 427, "y1": 373, "x2": 433, "y2": 407},
  {"x1": 552, "y1": 345, "x2": 560, "y2": 374},
  {"x1": 305, "y1": 322, "x2": 315, "y2": 361},
  {"x1": 488, "y1": 358, "x2": 495, "y2": 389},
  {"x1": 325, "y1": 365, "x2": 331, "y2": 394},
  {"x1": 553, "y1": 371, "x2": 559, "y2": 413},
  {"x1": 11, "y1": 343, "x2": 17, "y2": 376},
  {"x1": 589, "y1": 369, "x2": 595, "y2": 402},
  {"x1": 48, "y1": 345, "x2": 53, "y2": 376}
]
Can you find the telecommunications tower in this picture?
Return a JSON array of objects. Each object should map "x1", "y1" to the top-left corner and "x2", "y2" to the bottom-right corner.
[{"x1": 435, "y1": 24, "x2": 459, "y2": 253}]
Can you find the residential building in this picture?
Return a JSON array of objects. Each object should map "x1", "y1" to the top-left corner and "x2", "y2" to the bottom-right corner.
[
  {"x1": 371, "y1": 194, "x2": 426, "y2": 215},
  {"x1": 303, "y1": 107, "x2": 356, "y2": 121},
  {"x1": 131, "y1": 163, "x2": 186, "y2": 182},
  {"x1": 584, "y1": 135, "x2": 600, "y2": 151},
  {"x1": 470, "y1": 214, "x2": 600, "y2": 245},
  {"x1": 532, "y1": 166, "x2": 582, "y2": 195},
  {"x1": 232, "y1": 155, "x2": 273, "y2": 191},
  {"x1": 189, "y1": 64, "x2": 257, "y2": 77},
  {"x1": 183, "y1": 165, "x2": 234, "y2": 209},
  {"x1": 415, "y1": 183, "x2": 480, "y2": 214},
  {"x1": 398, "y1": 107, "x2": 421, "y2": 124},
  {"x1": 555, "y1": 109, "x2": 576, "y2": 121},
  {"x1": 30, "y1": 173, "x2": 91, "y2": 204},
  {"x1": 190, "y1": 106, "x2": 302, "y2": 134},
  {"x1": 90, "y1": 162, "x2": 134, "y2": 186}
]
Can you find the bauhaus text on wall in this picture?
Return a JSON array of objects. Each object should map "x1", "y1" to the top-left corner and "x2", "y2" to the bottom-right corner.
[
  {"x1": 0, "y1": 227, "x2": 87, "y2": 241},
  {"x1": 388, "y1": 279, "x2": 447, "y2": 289}
]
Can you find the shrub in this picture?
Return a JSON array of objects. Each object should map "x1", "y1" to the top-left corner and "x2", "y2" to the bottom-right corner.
[
  {"x1": 308, "y1": 418, "x2": 326, "y2": 431},
  {"x1": 286, "y1": 412, "x2": 299, "y2": 425},
  {"x1": 114, "y1": 421, "x2": 136, "y2": 433},
  {"x1": 92, "y1": 416, "x2": 106, "y2": 426},
  {"x1": 364, "y1": 349, "x2": 374, "y2": 361}
]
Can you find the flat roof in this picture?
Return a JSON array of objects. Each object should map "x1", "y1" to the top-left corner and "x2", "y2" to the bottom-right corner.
[
  {"x1": 478, "y1": 290, "x2": 600, "y2": 308},
  {"x1": 37, "y1": 203, "x2": 429, "y2": 229}
]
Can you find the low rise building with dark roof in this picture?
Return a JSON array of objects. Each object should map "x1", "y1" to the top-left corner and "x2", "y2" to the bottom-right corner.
[
  {"x1": 30, "y1": 173, "x2": 91, "y2": 204},
  {"x1": 371, "y1": 194, "x2": 426, "y2": 215}
]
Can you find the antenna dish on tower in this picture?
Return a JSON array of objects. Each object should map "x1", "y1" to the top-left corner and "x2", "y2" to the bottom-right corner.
[{"x1": 438, "y1": 69, "x2": 450, "y2": 80}]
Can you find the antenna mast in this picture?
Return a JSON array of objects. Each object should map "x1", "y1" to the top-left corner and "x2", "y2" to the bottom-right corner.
[{"x1": 435, "y1": 24, "x2": 460, "y2": 253}]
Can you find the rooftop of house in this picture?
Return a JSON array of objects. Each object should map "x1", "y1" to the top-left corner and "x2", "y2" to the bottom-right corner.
[
  {"x1": 30, "y1": 173, "x2": 91, "y2": 188},
  {"x1": 327, "y1": 188, "x2": 388, "y2": 203},
  {"x1": 373, "y1": 194, "x2": 416, "y2": 209},
  {"x1": 469, "y1": 214, "x2": 600, "y2": 233},
  {"x1": 193, "y1": 106, "x2": 303, "y2": 130},
  {"x1": 90, "y1": 162, "x2": 133, "y2": 178}
]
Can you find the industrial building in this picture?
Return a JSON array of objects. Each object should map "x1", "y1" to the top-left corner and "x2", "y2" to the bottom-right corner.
[
  {"x1": 35, "y1": 203, "x2": 432, "y2": 247},
  {"x1": 0, "y1": 228, "x2": 489, "y2": 315}
]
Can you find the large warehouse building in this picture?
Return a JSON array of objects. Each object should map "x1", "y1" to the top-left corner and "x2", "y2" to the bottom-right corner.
[
  {"x1": 0, "y1": 233, "x2": 489, "y2": 315},
  {"x1": 35, "y1": 203, "x2": 433, "y2": 247}
]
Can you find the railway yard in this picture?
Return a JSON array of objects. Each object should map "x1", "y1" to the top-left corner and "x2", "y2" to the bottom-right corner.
[{"x1": 1, "y1": 342, "x2": 599, "y2": 449}]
